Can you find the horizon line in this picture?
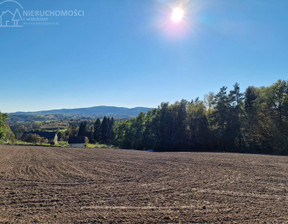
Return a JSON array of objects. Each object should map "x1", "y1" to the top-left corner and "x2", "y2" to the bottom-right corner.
[{"x1": 6, "y1": 105, "x2": 155, "y2": 114}]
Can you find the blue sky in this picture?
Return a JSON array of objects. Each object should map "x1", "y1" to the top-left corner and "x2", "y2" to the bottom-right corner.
[{"x1": 1, "y1": 0, "x2": 288, "y2": 113}]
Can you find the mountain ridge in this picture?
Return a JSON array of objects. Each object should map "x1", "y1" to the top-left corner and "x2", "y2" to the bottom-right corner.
[{"x1": 9, "y1": 106, "x2": 153, "y2": 119}]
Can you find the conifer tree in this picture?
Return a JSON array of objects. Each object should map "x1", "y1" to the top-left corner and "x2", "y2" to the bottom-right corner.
[{"x1": 93, "y1": 119, "x2": 101, "y2": 143}]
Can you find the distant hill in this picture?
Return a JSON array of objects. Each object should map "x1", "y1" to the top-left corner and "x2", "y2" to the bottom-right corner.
[{"x1": 10, "y1": 106, "x2": 153, "y2": 120}]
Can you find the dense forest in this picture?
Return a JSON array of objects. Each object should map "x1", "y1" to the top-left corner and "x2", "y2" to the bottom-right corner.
[
  {"x1": 75, "y1": 117, "x2": 115, "y2": 145},
  {"x1": 1, "y1": 80, "x2": 288, "y2": 155},
  {"x1": 112, "y1": 80, "x2": 288, "y2": 155},
  {"x1": 67, "y1": 80, "x2": 288, "y2": 155}
]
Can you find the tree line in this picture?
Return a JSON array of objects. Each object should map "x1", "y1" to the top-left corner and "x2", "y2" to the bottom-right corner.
[
  {"x1": 113, "y1": 80, "x2": 288, "y2": 155},
  {"x1": 2, "y1": 79, "x2": 288, "y2": 155},
  {"x1": 72, "y1": 117, "x2": 115, "y2": 145}
]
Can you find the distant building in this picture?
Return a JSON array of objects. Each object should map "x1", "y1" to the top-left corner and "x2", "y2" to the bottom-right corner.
[
  {"x1": 24, "y1": 131, "x2": 58, "y2": 144},
  {"x1": 68, "y1": 136, "x2": 86, "y2": 148}
]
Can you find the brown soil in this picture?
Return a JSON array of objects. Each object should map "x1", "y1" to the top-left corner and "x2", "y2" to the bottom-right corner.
[{"x1": 0, "y1": 145, "x2": 287, "y2": 223}]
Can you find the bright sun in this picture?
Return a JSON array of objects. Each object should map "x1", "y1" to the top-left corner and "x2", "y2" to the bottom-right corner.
[{"x1": 171, "y1": 7, "x2": 184, "y2": 23}]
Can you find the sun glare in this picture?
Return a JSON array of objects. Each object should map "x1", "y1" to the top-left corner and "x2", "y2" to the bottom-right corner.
[{"x1": 171, "y1": 7, "x2": 184, "y2": 23}]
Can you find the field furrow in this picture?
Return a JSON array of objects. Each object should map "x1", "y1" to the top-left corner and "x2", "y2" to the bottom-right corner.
[{"x1": 0, "y1": 145, "x2": 287, "y2": 223}]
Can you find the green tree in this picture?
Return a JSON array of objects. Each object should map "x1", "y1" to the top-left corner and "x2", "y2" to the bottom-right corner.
[
  {"x1": 170, "y1": 100, "x2": 188, "y2": 150},
  {"x1": 226, "y1": 83, "x2": 244, "y2": 151},
  {"x1": 78, "y1": 121, "x2": 89, "y2": 137},
  {"x1": 154, "y1": 103, "x2": 174, "y2": 151},
  {"x1": 114, "y1": 120, "x2": 132, "y2": 148},
  {"x1": 187, "y1": 99, "x2": 210, "y2": 151},
  {"x1": 22, "y1": 134, "x2": 47, "y2": 144},
  {"x1": 100, "y1": 117, "x2": 109, "y2": 144},
  {"x1": 0, "y1": 112, "x2": 8, "y2": 140},
  {"x1": 266, "y1": 80, "x2": 288, "y2": 126},
  {"x1": 243, "y1": 86, "x2": 260, "y2": 152},
  {"x1": 107, "y1": 117, "x2": 115, "y2": 144},
  {"x1": 210, "y1": 86, "x2": 230, "y2": 151},
  {"x1": 93, "y1": 119, "x2": 102, "y2": 143},
  {"x1": 204, "y1": 92, "x2": 215, "y2": 114}
]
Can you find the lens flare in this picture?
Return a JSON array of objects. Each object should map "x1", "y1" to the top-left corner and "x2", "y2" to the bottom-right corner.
[{"x1": 171, "y1": 7, "x2": 184, "y2": 23}]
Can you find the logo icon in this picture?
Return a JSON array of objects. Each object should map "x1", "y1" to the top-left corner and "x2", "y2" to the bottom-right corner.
[{"x1": 0, "y1": 0, "x2": 23, "y2": 28}]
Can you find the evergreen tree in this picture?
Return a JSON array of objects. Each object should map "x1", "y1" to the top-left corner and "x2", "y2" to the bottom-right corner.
[
  {"x1": 170, "y1": 100, "x2": 188, "y2": 150},
  {"x1": 244, "y1": 86, "x2": 260, "y2": 152},
  {"x1": 78, "y1": 121, "x2": 88, "y2": 137},
  {"x1": 211, "y1": 86, "x2": 230, "y2": 151},
  {"x1": 226, "y1": 83, "x2": 244, "y2": 151},
  {"x1": 107, "y1": 117, "x2": 115, "y2": 145},
  {"x1": 101, "y1": 117, "x2": 109, "y2": 144},
  {"x1": 93, "y1": 119, "x2": 101, "y2": 143},
  {"x1": 155, "y1": 103, "x2": 174, "y2": 151},
  {"x1": 88, "y1": 126, "x2": 94, "y2": 143}
]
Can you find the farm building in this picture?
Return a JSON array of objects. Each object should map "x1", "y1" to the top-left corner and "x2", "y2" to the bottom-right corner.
[
  {"x1": 68, "y1": 136, "x2": 86, "y2": 148},
  {"x1": 23, "y1": 131, "x2": 58, "y2": 144}
]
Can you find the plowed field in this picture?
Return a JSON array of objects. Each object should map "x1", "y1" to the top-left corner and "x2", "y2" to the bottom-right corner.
[{"x1": 0, "y1": 145, "x2": 287, "y2": 223}]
